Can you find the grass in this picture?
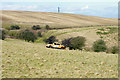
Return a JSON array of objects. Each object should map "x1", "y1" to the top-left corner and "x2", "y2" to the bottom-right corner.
[
  {"x1": 95, "y1": 26, "x2": 118, "y2": 48},
  {"x1": 2, "y1": 39, "x2": 118, "y2": 78},
  {"x1": 1, "y1": 10, "x2": 118, "y2": 78},
  {"x1": 35, "y1": 26, "x2": 118, "y2": 49},
  {"x1": 96, "y1": 27, "x2": 118, "y2": 35},
  {"x1": 2, "y1": 10, "x2": 117, "y2": 28},
  {"x1": 2, "y1": 23, "x2": 32, "y2": 30},
  {"x1": 35, "y1": 27, "x2": 96, "y2": 43}
]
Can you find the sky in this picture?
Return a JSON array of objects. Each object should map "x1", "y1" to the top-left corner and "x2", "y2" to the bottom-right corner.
[{"x1": 1, "y1": 0, "x2": 119, "y2": 18}]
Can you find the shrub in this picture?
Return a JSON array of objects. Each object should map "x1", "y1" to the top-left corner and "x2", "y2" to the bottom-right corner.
[
  {"x1": 62, "y1": 38, "x2": 73, "y2": 47},
  {"x1": 111, "y1": 46, "x2": 118, "y2": 54},
  {"x1": 98, "y1": 28, "x2": 104, "y2": 31},
  {"x1": 70, "y1": 36, "x2": 86, "y2": 50},
  {"x1": 93, "y1": 39, "x2": 107, "y2": 52},
  {"x1": 0, "y1": 29, "x2": 5, "y2": 40},
  {"x1": 45, "y1": 25, "x2": 50, "y2": 30},
  {"x1": 32, "y1": 25, "x2": 41, "y2": 30},
  {"x1": 37, "y1": 32, "x2": 42, "y2": 37},
  {"x1": 44, "y1": 36, "x2": 58, "y2": 44},
  {"x1": 9, "y1": 30, "x2": 20, "y2": 38},
  {"x1": 100, "y1": 36, "x2": 103, "y2": 39},
  {"x1": 96, "y1": 31, "x2": 102, "y2": 35},
  {"x1": 20, "y1": 30, "x2": 37, "y2": 42},
  {"x1": 4, "y1": 26, "x2": 11, "y2": 30},
  {"x1": 10, "y1": 25, "x2": 20, "y2": 30}
]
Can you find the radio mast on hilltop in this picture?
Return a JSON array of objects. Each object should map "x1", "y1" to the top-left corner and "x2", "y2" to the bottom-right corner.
[
  {"x1": 57, "y1": 2, "x2": 61, "y2": 13},
  {"x1": 58, "y1": 7, "x2": 60, "y2": 13}
]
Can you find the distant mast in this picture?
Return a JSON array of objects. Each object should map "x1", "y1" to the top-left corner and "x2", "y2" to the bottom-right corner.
[{"x1": 58, "y1": 7, "x2": 60, "y2": 13}]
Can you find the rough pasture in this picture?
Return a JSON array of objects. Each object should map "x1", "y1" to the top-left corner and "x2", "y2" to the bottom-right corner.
[{"x1": 2, "y1": 39, "x2": 118, "y2": 78}]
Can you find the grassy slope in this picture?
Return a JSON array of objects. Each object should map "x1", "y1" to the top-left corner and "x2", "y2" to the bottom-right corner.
[
  {"x1": 39, "y1": 26, "x2": 118, "y2": 48},
  {"x1": 1, "y1": 10, "x2": 118, "y2": 78},
  {"x1": 2, "y1": 10, "x2": 117, "y2": 28},
  {"x1": 2, "y1": 39, "x2": 118, "y2": 78}
]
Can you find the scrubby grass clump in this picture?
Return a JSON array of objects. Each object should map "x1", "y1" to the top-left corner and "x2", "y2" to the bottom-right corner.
[
  {"x1": 0, "y1": 29, "x2": 6, "y2": 40},
  {"x1": 9, "y1": 30, "x2": 20, "y2": 38},
  {"x1": 10, "y1": 25, "x2": 20, "y2": 30},
  {"x1": 96, "y1": 27, "x2": 118, "y2": 36},
  {"x1": 111, "y1": 46, "x2": 118, "y2": 54},
  {"x1": 44, "y1": 36, "x2": 58, "y2": 44},
  {"x1": 70, "y1": 36, "x2": 86, "y2": 50},
  {"x1": 37, "y1": 31, "x2": 42, "y2": 37},
  {"x1": 45, "y1": 25, "x2": 50, "y2": 30},
  {"x1": 20, "y1": 29, "x2": 37, "y2": 42},
  {"x1": 95, "y1": 27, "x2": 118, "y2": 52},
  {"x1": 62, "y1": 38, "x2": 73, "y2": 47},
  {"x1": 93, "y1": 39, "x2": 107, "y2": 52},
  {"x1": 32, "y1": 25, "x2": 41, "y2": 30}
]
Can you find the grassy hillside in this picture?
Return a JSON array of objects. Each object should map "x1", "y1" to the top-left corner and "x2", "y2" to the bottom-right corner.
[
  {"x1": 2, "y1": 39, "x2": 118, "y2": 78},
  {"x1": 38, "y1": 26, "x2": 118, "y2": 49},
  {"x1": 1, "y1": 10, "x2": 118, "y2": 78},
  {"x1": 2, "y1": 10, "x2": 117, "y2": 28}
]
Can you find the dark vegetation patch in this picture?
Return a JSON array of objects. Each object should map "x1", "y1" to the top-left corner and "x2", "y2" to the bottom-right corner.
[
  {"x1": 10, "y1": 25, "x2": 20, "y2": 30},
  {"x1": 92, "y1": 39, "x2": 107, "y2": 52},
  {"x1": 111, "y1": 46, "x2": 118, "y2": 54},
  {"x1": 62, "y1": 36, "x2": 86, "y2": 50},
  {"x1": 32, "y1": 25, "x2": 41, "y2": 30},
  {"x1": 0, "y1": 29, "x2": 6, "y2": 40},
  {"x1": 37, "y1": 31, "x2": 42, "y2": 37},
  {"x1": 20, "y1": 29, "x2": 37, "y2": 42},
  {"x1": 45, "y1": 25, "x2": 50, "y2": 30},
  {"x1": 43, "y1": 36, "x2": 58, "y2": 44}
]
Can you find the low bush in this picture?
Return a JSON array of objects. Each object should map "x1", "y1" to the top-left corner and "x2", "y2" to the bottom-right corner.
[
  {"x1": 32, "y1": 25, "x2": 41, "y2": 30},
  {"x1": 9, "y1": 30, "x2": 20, "y2": 38},
  {"x1": 62, "y1": 38, "x2": 73, "y2": 47},
  {"x1": 98, "y1": 28, "x2": 104, "y2": 31},
  {"x1": 44, "y1": 36, "x2": 58, "y2": 44},
  {"x1": 93, "y1": 39, "x2": 107, "y2": 52},
  {"x1": 100, "y1": 36, "x2": 103, "y2": 39},
  {"x1": 37, "y1": 31, "x2": 42, "y2": 37},
  {"x1": 10, "y1": 25, "x2": 20, "y2": 30},
  {"x1": 111, "y1": 46, "x2": 118, "y2": 54},
  {"x1": 96, "y1": 31, "x2": 102, "y2": 35},
  {"x1": 45, "y1": 25, "x2": 50, "y2": 30},
  {"x1": 70, "y1": 36, "x2": 86, "y2": 50},
  {"x1": 4, "y1": 26, "x2": 11, "y2": 30},
  {"x1": 0, "y1": 29, "x2": 6, "y2": 40},
  {"x1": 20, "y1": 29, "x2": 37, "y2": 42}
]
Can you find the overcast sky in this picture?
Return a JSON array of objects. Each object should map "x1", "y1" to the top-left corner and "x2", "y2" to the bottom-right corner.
[
  {"x1": 1, "y1": 0, "x2": 119, "y2": 18},
  {"x1": 1, "y1": 0, "x2": 119, "y2": 2}
]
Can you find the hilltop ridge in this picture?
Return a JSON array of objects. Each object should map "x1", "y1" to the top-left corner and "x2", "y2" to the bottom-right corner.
[{"x1": 2, "y1": 10, "x2": 117, "y2": 27}]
